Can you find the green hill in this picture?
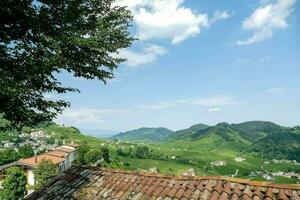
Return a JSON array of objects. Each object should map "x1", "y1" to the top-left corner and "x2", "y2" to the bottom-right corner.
[
  {"x1": 169, "y1": 123, "x2": 209, "y2": 140},
  {"x1": 250, "y1": 127, "x2": 300, "y2": 161},
  {"x1": 165, "y1": 121, "x2": 300, "y2": 162},
  {"x1": 111, "y1": 127, "x2": 174, "y2": 142},
  {"x1": 230, "y1": 121, "x2": 281, "y2": 141}
]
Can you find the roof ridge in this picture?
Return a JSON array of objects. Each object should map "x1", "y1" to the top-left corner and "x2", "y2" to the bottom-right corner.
[{"x1": 96, "y1": 167, "x2": 300, "y2": 190}]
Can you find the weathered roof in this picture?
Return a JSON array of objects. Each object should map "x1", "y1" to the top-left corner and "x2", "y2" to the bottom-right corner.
[
  {"x1": 64, "y1": 143, "x2": 80, "y2": 148},
  {"x1": 55, "y1": 147, "x2": 75, "y2": 153},
  {"x1": 18, "y1": 154, "x2": 65, "y2": 167},
  {"x1": 45, "y1": 150, "x2": 69, "y2": 158},
  {"x1": 0, "y1": 161, "x2": 18, "y2": 171},
  {"x1": 25, "y1": 166, "x2": 300, "y2": 200}
]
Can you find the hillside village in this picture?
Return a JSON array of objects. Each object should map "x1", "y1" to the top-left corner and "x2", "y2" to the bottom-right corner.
[
  {"x1": 0, "y1": 122, "x2": 300, "y2": 200},
  {"x1": 1, "y1": 122, "x2": 300, "y2": 183},
  {"x1": 1, "y1": 130, "x2": 57, "y2": 152}
]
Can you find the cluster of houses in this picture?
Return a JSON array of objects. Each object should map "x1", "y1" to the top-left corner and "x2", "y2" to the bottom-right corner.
[
  {"x1": 0, "y1": 143, "x2": 79, "y2": 192},
  {"x1": 210, "y1": 160, "x2": 227, "y2": 167},
  {"x1": 0, "y1": 130, "x2": 57, "y2": 152},
  {"x1": 264, "y1": 159, "x2": 300, "y2": 165},
  {"x1": 250, "y1": 170, "x2": 300, "y2": 181}
]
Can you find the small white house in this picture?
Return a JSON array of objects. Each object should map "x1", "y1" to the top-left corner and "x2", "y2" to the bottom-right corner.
[
  {"x1": 234, "y1": 156, "x2": 246, "y2": 162},
  {"x1": 0, "y1": 144, "x2": 79, "y2": 188}
]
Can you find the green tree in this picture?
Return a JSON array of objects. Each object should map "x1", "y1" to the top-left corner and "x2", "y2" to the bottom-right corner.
[
  {"x1": 19, "y1": 144, "x2": 34, "y2": 158},
  {"x1": 46, "y1": 137, "x2": 55, "y2": 145},
  {"x1": 0, "y1": 0, "x2": 133, "y2": 127},
  {"x1": 84, "y1": 149, "x2": 101, "y2": 164},
  {"x1": 0, "y1": 149, "x2": 19, "y2": 165},
  {"x1": 100, "y1": 147, "x2": 110, "y2": 163},
  {"x1": 76, "y1": 144, "x2": 90, "y2": 165},
  {"x1": 117, "y1": 147, "x2": 132, "y2": 157},
  {"x1": 34, "y1": 159, "x2": 59, "y2": 188},
  {"x1": 135, "y1": 146, "x2": 150, "y2": 159},
  {"x1": 1, "y1": 167, "x2": 27, "y2": 200}
]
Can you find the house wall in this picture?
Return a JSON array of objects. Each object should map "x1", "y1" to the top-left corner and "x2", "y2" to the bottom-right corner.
[
  {"x1": 27, "y1": 169, "x2": 35, "y2": 186},
  {"x1": 62, "y1": 151, "x2": 76, "y2": 171}
]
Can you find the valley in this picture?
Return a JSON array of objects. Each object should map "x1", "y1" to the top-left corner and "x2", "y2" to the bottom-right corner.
[
  {"x1": 1, "y1": 119, "x2": 299, "y2": 184},
  {"x1": 110, "y1": 121, "x2": 300, "y2": 183}
]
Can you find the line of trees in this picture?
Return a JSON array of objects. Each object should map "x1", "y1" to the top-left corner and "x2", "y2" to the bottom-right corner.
[
  {"x1": 0, "y1": 144, "x2": 34, "y2": 165},
  {"x1": 117, "y1": 145, "x2": 151, "y2": 159},
  {"x1": 76, "y1": 144, "x2": 111, "y2": 166},
  {"x1": 0, "y1": 159, "x2": 58, "y2": 200}
]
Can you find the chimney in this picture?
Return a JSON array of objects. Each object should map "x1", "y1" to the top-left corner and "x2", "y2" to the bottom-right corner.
[{"x1": 34, "y1": 151, "x2": 38, "y2": 163}]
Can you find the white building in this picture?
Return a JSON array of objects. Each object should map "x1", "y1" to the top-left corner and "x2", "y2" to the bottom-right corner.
[{"x1": 0, "y1": 144, "x2": 79, "y2": 188}]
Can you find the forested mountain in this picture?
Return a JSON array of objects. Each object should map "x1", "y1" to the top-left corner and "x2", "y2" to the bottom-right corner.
[
  {"x1": 112, "y1": 121, "x2": 300, "y2": 161},
  {"x1": 170, "y1": 121, "x2": 300, "y2": 161},
  {"x1": 111, "y1": 127, "x2": 174, "y2": 142},
  {"x1": 169, "y1": 123, "x2": 209, "y2": 140}
]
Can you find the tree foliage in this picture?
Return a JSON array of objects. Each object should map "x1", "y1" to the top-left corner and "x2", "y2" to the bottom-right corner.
[
  {"x1": 84, "y1": 149, "x2": 101, "y2": 164},
  {"x1": 76, "y1": 143, "x2": 90, "y2": 165},
  {"x1": 33, "y1": 159, "x2": 59, "y2": 188},
  {"x1": 135, "y1": 146, "x2": 150, "y2": 159},
  {"x1": 0, "y1": 149, "x2": 19, "y2": 165},
  {"x1": 18, "y1": 144, "x2": 34, "y2": 158},
  {"x1": 0, "y1": 0, "x2": 133, "y2": 127},
  {"x1": 0, "y1": 167, "x2": 27, "y2": 200},
  {"x1": 100, "y1": 147, "x2": 110, "y2": 163}
]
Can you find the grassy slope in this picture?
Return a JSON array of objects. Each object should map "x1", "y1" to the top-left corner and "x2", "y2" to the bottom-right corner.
[
  {"x1": 109, "y1": 131, "x2": 300, "y2": 183},
  {"x1": 112, "y1": 127, "x2": 174, "y2": 142},
  {"x1": 2, "y1": 122, "x2": 298, "y2": 184},
  {"x1": 39, "y1": 125, "x2": 105, "y2": 147}
]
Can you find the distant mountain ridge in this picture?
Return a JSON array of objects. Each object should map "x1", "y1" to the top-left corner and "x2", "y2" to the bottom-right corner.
[
  {"x1": 111, "y1": 127, "x2": 174, "y2": 142},
  {"x1": 169, "y1": 123, "x2": 210, "y2": 140},
  {"x1": 111, "y1": 121, "x2": 300, "y2": 161}
]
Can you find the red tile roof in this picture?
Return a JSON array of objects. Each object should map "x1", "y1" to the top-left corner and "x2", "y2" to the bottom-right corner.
[
  {"x1": 18, "y1": 154, "x2": 65, "y2": 167},
  {"x1": 64, "y1": 143, "x2": 80, "y2": 148},
  {"x1": 45, "y1": 150, "x2": 69, "y2": 158},
  {"x1": 55, "y1": 147, "x2": 75, "y2": 153},
  {"x1": 25, "y1": 166, "x2": 300, "y2": 200}
]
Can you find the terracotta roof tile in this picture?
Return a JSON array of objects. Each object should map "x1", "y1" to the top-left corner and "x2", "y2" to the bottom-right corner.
[
  {"x1": 191, "y1": 189, "x2": 201, "y2": 199},
  {"x1": 64, "y1": 143, "x2": 80, "y2": 148},
  {"x1": 175, "y1": 188, "x2": 185, "y2": 199},
  {"x1": 160, "y1": 186, "x2": 171, "y2": 197},
  {"x1": 279, "y1": 189, "x2": 289, "y2": 200},
  {"x1": 219, "y1": 191, "x2": 229, "y2": 200},
  {"x1": 167, "y1": 188, "x2": 178, "y2": 197},
  {"x1": 55, "y1": 147, "x2": 75, "y2": 153},
  {"x1": 45, "y1": 150, "x2": 69, "y2": 158},
  {"x1": 18, "y1": 154, "x2": 65, "y2": 167},
  {"x1": 25, "y1": 166, "x2": 300, "y2": 200},
  {"x1": 153, "y1": 186, "x2": 164, "y2": 197}
]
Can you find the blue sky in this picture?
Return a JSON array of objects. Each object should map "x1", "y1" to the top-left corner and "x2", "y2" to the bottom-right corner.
[{"x1": 54, "y1": 0, "x2": 300, "y2": 132}]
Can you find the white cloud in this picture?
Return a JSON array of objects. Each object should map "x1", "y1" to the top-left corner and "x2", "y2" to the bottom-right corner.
[
  {"x1": 237, "y1": 0, "x2": 296, "y2": 45},
  {"x1": 56, "y1": 108, "x2": 131, "y2": 125},
  {"x1": 208, "y1": 107, "x2": 221, "y2": 112},
  {"x1": 140, "y1": 95, "x2": 238, "y2": 110},
  {"x1": 210, "y1": 10, "x2": 234, "y2": 24},
  {"x1": 118, "y1": 44, "x2": 167, "y2": 67},
  {"x1": 236, "y1": 58, "x2": 251, "y2": 65},
  {"x1": 191, "y1": 96, "x2": 236, "y2": 106},
  {"x1": 258, "y1": 56, "x2": 271, "y2": 63},
  {"x1": 115, "y1": 0, "x2": 231, "y2": 44},
  {"x1": 266, "y1": 87, "x2": 288, "y2": 94}
]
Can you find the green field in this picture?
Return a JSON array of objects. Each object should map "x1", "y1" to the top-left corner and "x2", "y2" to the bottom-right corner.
[
  {"x1": 41, "y1": 123, "x2": 300, "y2": 184},
  {"x1": 1, "y1": 121, "x2": 299, "y2": 184},
  {"x1": 107, "y1": 141, "x2": 300, "y2": 184}
]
